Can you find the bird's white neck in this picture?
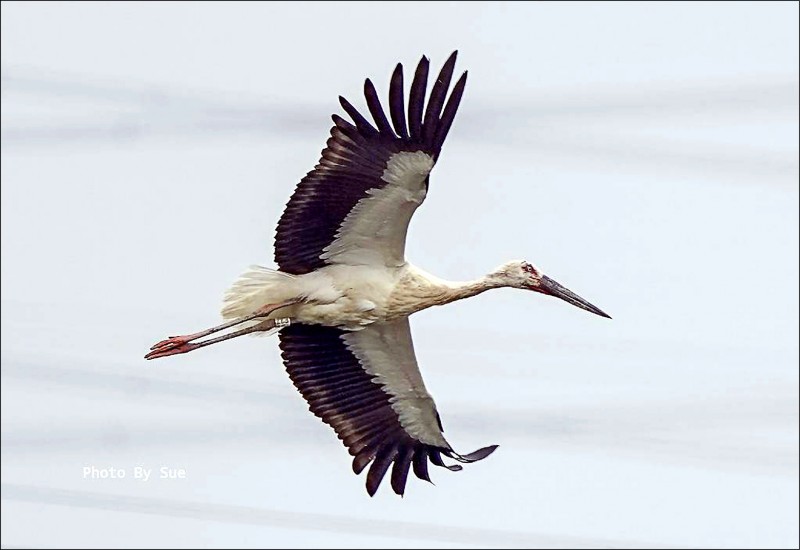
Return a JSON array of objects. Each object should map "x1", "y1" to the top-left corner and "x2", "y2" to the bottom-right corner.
[
  {"x1": 440, "y1": 276, "x2": 503, "y2": 303},
  {"x1": 389, "y1": 266, "x2": 505, "y2": 317}
]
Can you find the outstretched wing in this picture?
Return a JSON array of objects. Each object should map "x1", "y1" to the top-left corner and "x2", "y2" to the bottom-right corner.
[
  {"x1": 275, "y1": 51, "x2": 467, "y2": 275},
  {"x1": 278, "y1": 319, "x2": 497, "y2": 496}
]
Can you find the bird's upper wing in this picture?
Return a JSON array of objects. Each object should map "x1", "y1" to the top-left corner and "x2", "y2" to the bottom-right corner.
[
  {"x1": 278, "y1": 318, "x2": 497, "y2": 496},
  {"x1": 275, "y1": 52, "x2": 467, "y2": 275}
]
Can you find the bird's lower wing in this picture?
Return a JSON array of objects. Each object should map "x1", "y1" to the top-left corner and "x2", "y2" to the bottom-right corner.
[{"x1": 278, "y1": 319, "x2": 496, "y2": 496}]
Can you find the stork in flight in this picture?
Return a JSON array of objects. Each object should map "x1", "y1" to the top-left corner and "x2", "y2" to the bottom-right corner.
[{"x1": 146, "y1": 51, "x2": 610, "y2": 496}]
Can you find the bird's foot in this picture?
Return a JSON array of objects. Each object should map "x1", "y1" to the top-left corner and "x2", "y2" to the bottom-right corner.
[
  {"x1": 149, "y1": 333, "x2": 199, "y2": 352},
  {"x1": 146, "y1": 329, "x2": 210, "y2": 360},
  {"x1": 145, "y1": 342, "x2": 199, "y2": 360}
]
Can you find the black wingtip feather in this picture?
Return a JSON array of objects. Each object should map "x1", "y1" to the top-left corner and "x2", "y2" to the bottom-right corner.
[
  {"x1": 331, "y1": 114, "x2": 361, "y2": 143},
  {"x1": 428, "y1": 448, "x2": 463, "y2": 471},
  {"x1": 432, "y1": 70, "x2": 468, "y2": 155},
  {"x1": 339, "y1": 95, "x2": 379, "y2": 137},
  {"x1": 447, "y1": 444, "x2": 499, "y2": 463},
  {"x1": 363, "y1": 78, "x2": 394, "y2": 137},
  {"x1": 422, "y1": 51, "x2": 458, "y2": 148},
  {"x1": 389, "y1": 63, "x2": 409, "y2": 139},
  {"x1": 390, "y1": 448, "x2": 414, "y2": 496},
  {"x1": 366, "y1": 444, "x2": 398, "y2": 496},
  {"x1": 408, "y1": 56, "x2": 430, "y2": 141},
  {"x1": 353, "y1": 450, "x2": 374, "y2": 475},
  {"x1": 331, "y1": 113, "x2": 353, "y2": 128},
  {"x1": 412, "y1": 448, "x2": 431, "y2": 483}
]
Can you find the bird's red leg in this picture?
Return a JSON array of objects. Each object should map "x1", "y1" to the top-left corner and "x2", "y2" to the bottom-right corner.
[
  {"x1": 145, "y1": 300, "x2": 297, "y2": 359},
  {"x1": 145, "y1": 318, "x2": 289, "y2": 360}
]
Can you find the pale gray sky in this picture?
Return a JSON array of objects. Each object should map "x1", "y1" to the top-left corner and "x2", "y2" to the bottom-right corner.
[{"x1": 2, "y1": 2, "x2": 798, "y2": 548}]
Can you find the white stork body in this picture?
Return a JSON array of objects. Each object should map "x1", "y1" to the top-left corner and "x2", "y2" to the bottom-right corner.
[
  {"x1": 221, "y1": 262, "x2": 496, "y2": 330},
  {"x1": 146, "y1": 52, "x2": 610, "y2": 496}
]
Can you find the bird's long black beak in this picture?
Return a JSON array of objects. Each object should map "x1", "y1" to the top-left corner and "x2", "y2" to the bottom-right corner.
[{"x1": 539, "y1": 275, "x2": 611, "y2": 319}]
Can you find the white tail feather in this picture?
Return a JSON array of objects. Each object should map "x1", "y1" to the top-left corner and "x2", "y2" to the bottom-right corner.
[{"x1": 221, "y1": 265, "x2": 298, "y2": 321}]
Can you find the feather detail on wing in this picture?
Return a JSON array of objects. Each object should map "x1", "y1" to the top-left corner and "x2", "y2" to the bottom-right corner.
[
  {"x1": 278, "y1": 319, "x2": 497, "y2": 496},
  {"x1": 275, "y1": 52, "x2": 468, "y2": 275}
]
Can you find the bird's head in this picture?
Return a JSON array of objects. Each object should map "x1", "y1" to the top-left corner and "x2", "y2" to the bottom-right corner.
[{"x1": 490, "y1": 260, "x2": 611, "y2": 319}]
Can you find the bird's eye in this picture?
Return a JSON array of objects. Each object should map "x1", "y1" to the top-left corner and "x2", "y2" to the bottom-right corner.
[{"x1": 522, "y1": 263, "x2": 539, "y2": 277}]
